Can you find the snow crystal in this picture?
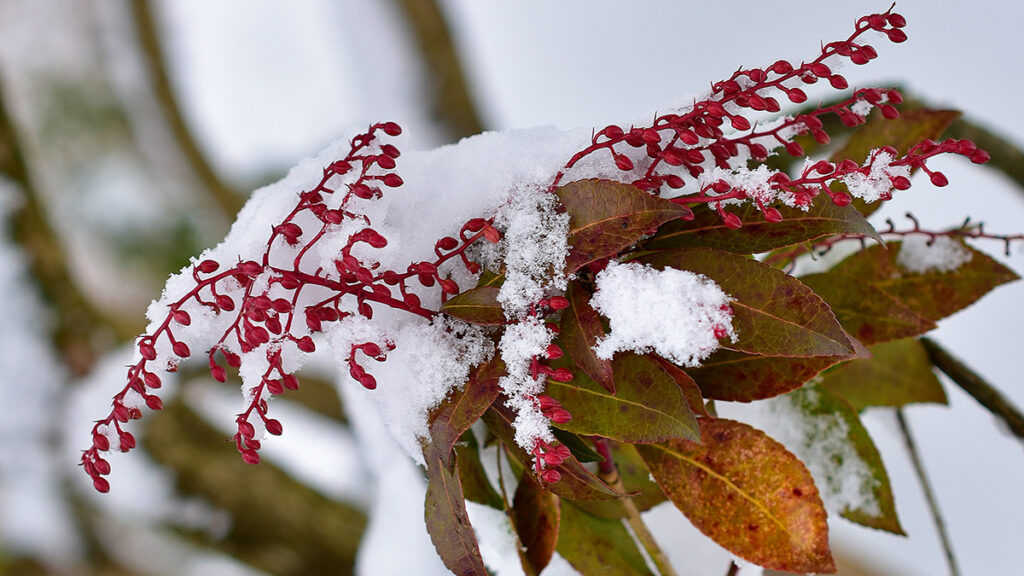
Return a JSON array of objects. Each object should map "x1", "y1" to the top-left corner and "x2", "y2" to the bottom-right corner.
[
  {"x1": 897, "y1": 235, "x2": 973, "y2": 273},
  {"x1": 841, "y1": 151, "x2": 911, "y2": 203},
  {"x1": 330, "y1": 315, "x2": 492, "y2": 463},
  {"x1": 702, "y1": 164, "x2": 796, "y2": 207},
  {"x1": 497, "y1": 317, "x2": 556, "y2": 450},
  {"x1": 590, "y1": 261, "x2": 735, "y2": 367},
  {"x1": 493, "y1": 187, "x2": 570, "y2": 319}
]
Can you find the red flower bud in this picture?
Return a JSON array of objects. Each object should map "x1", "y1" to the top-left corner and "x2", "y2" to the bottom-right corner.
[
  {"x1": 930, "y1": 171, "x2": 949, "y2": 187},
  {"x1": 93, "y1": 477, "x2": 111, "y2": 493},
  {"x1": 549, "y1": 408, "x2": 572, "y2": 424},
  {"x1": 139, "y1": 342, "x2": 156, "y2": 361},
  {"x1": 241, "y1": 450, "x2": 261, "y2": 465},
  {"x1": 548, "y1": 296, "x2": 569, "y2": 310},
  {"x1": 210, "y1": 365, "x2": 227, "y2": 383},
  {"x1": 614, "y1": 154, "x2": 634, "y2": 171},
  {"x1": 265, "y1": 419, "x2": 283, "y2": 436},
  {"x1": 120, "y1": 432, "x2": 136, "y2": 451},
  {"x1": 145, "y1": 395, "x2": 163, "y2": 411},
  {"x1": 93, "y1": 433, "x2": 110, "y2": 451},
  {"x1": 382, "y1": 174, "x2": 404, "y2": 187},
  {"x1": 215, "y1": 295, "x2": 236, "y2": 311},
  {"x1": 722, "y1": 212, "x2": 742, "y2": 230},
  {"x1": 381, "y1": 122, "x2": 402, "y2": 136},
  {"x1": 144, "y1": 372, "x2": 161, "y2": 389},
  {"x1": 197, "y1": 259, "x2": 219, "y2": 274},
  {"x1": 540, "y1": 469, "x2": 562, "y2": 484},
  {"x1": 283, "y1": 374, "x2": 300, "y2": 391},
  {"x1": 266, "y1": 379, "x2": 284, "y2": 395},
  {"x1": 482, "y1": 225, "x2": 501, "y2": 244},
  {"x1": 172, "y1": 341, "x2": 191, "y2": 358},
  {"x1": 172, "y1": 310, "x2": 191, "y2": 326}
]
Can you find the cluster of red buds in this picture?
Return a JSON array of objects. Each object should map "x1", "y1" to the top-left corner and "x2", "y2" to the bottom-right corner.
[
  {"x1": 81, "y1": 122, "x2": 501, "y2": 492},
  {"x1": 84, "y1": 6, "x2": 991, "y2": 493}
]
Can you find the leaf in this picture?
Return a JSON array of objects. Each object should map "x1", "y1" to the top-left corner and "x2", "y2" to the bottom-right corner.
[
  {"x1": 544, "y1": 353, "x2": 699, "y2": 443},
  {"x1": 642, "y1": 200, "x2": 880, "y2": 253},
  {"x1": 428, "y1": 357, "x2": 504, "y2": 466},
  {"x1": 687, "y1": 350, "x2": 841, "y2": 402},
  {"x1": 573, "y1": 442, "x2": 668, "y2": 519},
  {"x1": 423, "y1": 445, "x2": 487, "y2": 576},
  {"x1": 512, "y1": 472, "x2": 561, "y2": 574},
  {"x1": 800, "y1": 272, "x2": 936, "y2": 346},
  {"x1": 819, "y1": 338, "x2": 947, "y2": 410},
  {"x1": 830, "y1": 108, "x2": 961, "y2": 217},
  {"x1": 649, "y1": 354, "x2": 708, "y2": 416},
  {"x1": 482, "y1": 403, "x2": 620, "y2": 501},
  {"x1": 456, "y1": 431, "x2": 503, "y2": 509},
  {"x1": 634, "y1": 247, "x2": 854, "y2": 358},
  {"x1": 637, "y1": 418, "x2": 835, "y2": 574},
  {"x1": 551, "y1": 428, "x2": 605, "y2": 463},
  {"x1": 556, "y1": 179, "x2": 691, "y2": 273},
  {"x1": 824, "y1": 241, "x2": 1019, "y2": 323},
  {"x1": 559, "y1": 280, "x2": 615, "y2": 392},
  {"x1": 556, "y1": 502, "x2": 655, "y2": 576},
  {"x1": 440, "y1": 285, "x2": 506, "y2": 325},
  {"x1": 768, "y1": 383, "x2": 903, "y2": 534}
]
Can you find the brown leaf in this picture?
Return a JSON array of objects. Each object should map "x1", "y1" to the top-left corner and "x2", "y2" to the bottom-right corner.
[
  {"x1": 423, "y1": 445, "x2": 487, "y2": 575},
  {"x1": 559, "y1": 281, "x2": 615, "y2": 392},
  {"x1": 687, "y1": 350, "x2": 841, "y2": 402},
  {"x1": 512, "y1": 473, "x2": 560, "y2": 574},
  {"x1": 440, "y1": 286, "x2": 506, "y2": 325},
  {"x1": 637, "y1": 418, "x2": 835, "y2": 573},
  {"x1": 556, "y1": 179, "x2": 691, "y2": 273}
]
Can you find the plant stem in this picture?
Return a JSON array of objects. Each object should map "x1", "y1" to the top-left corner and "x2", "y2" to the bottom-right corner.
[
  {"x1": 593, "y1": 438, "x2": 678, "y2": 576},
  {"x1": 896, "y1": 409, "x2": 960, "y2": 576},
  {"x1": 724, "y1": 560, "x2": 740, "y2": 576},
  {"x1": 921, "y1": 337, "x2": 1024, "y2": 443}
]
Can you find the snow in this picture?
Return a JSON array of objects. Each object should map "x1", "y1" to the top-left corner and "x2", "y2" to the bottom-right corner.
[
  {"x1": 841, "y1": 151, "x2": 912, "y2": 204},
  {"x1": 897, "y1": 235, "x2": 973, "y2": 274},
  {"x1": 497, "y1": 317, "x2": 556, "y2": 450},
  {"x1": 590, "y1": 261, "x2": 736, "y2": 367}
]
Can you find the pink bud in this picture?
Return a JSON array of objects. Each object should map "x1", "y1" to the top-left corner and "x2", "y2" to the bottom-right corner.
[
  {"x1": 241, "y1": 450, "x2": 261, "y2": 465},
  {"x1": 239, "y1": 261, "x2": 263, "y2": 277},
  {"x1": 440, "y1": 279, "x2": 459, "y2": 294},
  {"x1": 829, "y1": 75, "x2": 849, "y2": 90},
  {"x1": 722, "y1": 212, "x2": 742, "y2": 230},
  {"x1": 887, "y1": 28, "x2": 908, "y2": 43},
  {"x1": 238, "y1": 421, "x2": 256, "y2": 438},
  {"x1": 296, "y1": 336, "x2": 316, "y2": 353},
  {"x1": 93, "y1": 456, "x2": 111, "y2": 475},
  {"x1": 172, "y1": 310, "x2": 191, "y2": 326},
  {"x1": 359, "y1": 374, "x2": 377, "y2": 390},
  {"x1": 482, "y1": 225, "x2": 501, "y2": 243},
  {"x1": 282, "y1": 374, "x2": 300, "y2": 391},
  {"x1": 437, "y1": 236, "x2": 459, "y2": 251},
  {"x1": 382, "y1": 174, "x2": 403, "y2": 187},
  {"x1": 376, "y1": 154, "x2": 396, "y2": 170},
  {"x1": 93, "y1": 433, "x2": 110, "y2": 451},
  {"x1": 93, "y1": 477, "x2": 111, "y2": 493},
  {"x1": 930, "y1": 171, "x2": 949, "y2": 187},
  {"x1": 145, "y1": 395, "x2": 163, "y2": 411},
  {"x1": 265, "y1": 419, "x2": 283, "y2": 436},
  {"x1": 538, "y1": 395, "x2": 559, "y2": 412},
  {"x1": 787, "y1": 88, "x2": 808, "y2": 103},
  {"x1": 784, "y1": 141, "x2": 804, "y2": 157},
  {"x1": 730, "y1": 116, "x2": 751, "y2": 131},
  {"x1": 381, "y1": 122, "x2": 402, "y2": 136},
  {"x1": 381, "y1": 143, "x2": 401, "y2": 158},
  {"x1": 139, "y1": 342, "x2": 157, "y2": 361},
  {"x1": 266, "y1": 379, "x2": 284, "y2": 394},
  {"x1": 540, "y1": 469, "x2": 562, "y2": 484},
  {"x1": 614, "y1": 154, "x2": 634, "y2": 171},
  {"x1": 543, "y1": 451, "x2": 565, "y2": 466},
  {"x1": 197, "y1": 259, "x2": 219, "y2": 274},
  {"x1": 210, "y1": 365, "x2": 227, "y2": 383},
  {"x1": 763, "y1": 207, "x2": 783, "y2": 223},
  {"x1": 120, "y1": 432, "x2": 136, "y2": 451},
  {"x1": 664, "y1": 175, "x2": 685, "y2": 188},
  {"x1": 215, "y1": 295, "x2": 236, "y2": 311},
  {"x1": 545, "y1": 344, "x2": 563, "y2": 360},
  {"x1": 548, "y1": 296, "x2": 569, "y2": 310},
  {"x1": 880, "y1": 105, "x2": 900, "y2": 119},
  {"x1": 551, "y1": 368, "x2": 574, "y2": 383},
  {"x1": 888, "y1": 13, "x2": 907, "y2": 27},
  {"x1": 549, "y1": 408, "x2": 572, "y2": 424},
  {"x1": 144, "y1": 372, "x2": 162, "y2": 389},
  {"x1": 172, "y1": 341, "x2": 190, "y2": 358}
]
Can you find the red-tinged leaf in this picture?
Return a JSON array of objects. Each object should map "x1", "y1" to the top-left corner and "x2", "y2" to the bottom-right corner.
[
  {"x1": 642, "y1": 200, "x2": 879, "y2": 253},
  {"x1": 544, "y1": 353, "x2": 699, "y2": 443},
  {"x1": 649, "y1": 354, "x2": 708, "y2": 416},
  {"x1": 800, "y1": 272, "x2": 936, "y2": 346},
  {"x1": 551, "y1": 429, "x2": 605, "y2": 463},
  {"x1": 759, "y1": 382, "x2": 903, "y2": 534},
  {"x1": 819, "y1": 338, "x2": 947, "y2": 410},
  {"x1": 456, "y1": 431, "x2": 504, "y2": 509},
  {"x1": 428, "y1": 357, "x2": 504, "y2": 466},
  {"x1": 556, "y1": 502, "x2": 655, "y2": 576},
  {"x1": 555, "y1": 179, "x2": 691, "y2": 273},
  {"x1": 830, "y1": 108, "x2": 961, "y2": 217},
  {"x1": 637, "y1": 419, "x2": 835, "y2": 573},
  {"x1": 825, "y1": 241, "x2": 1018, "y2": 323},
  {"x1": 482, "y1": 404, "x2": 620, "y2": 501},
  {"x1": 423, "y1": 445, "x2": 487, "y2": 576},
  {"x1": 573, "y1": 442, "x2": 668, "y2": 520},
  {"x1": 440, "y1": 286, "x2": 506, "y2": 325},
  {"x1": 634, "y1": 247, "x2": 854, "y2": 358},
  {"x1": 512, "y1": 472, "x2": 560, "y2": 574},
  {"x1": 688, "y1": 350, "x2": 841, "y2": 402},
  {"x1": 559, "y1": 281, "x2": 614, "y2": 392}
]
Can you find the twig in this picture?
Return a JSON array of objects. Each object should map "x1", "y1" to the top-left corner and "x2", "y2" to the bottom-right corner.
[
  {"x1": 896, "y1": 410, "x2": 961, "y2": 576},
  {"x1": 593, "y1": 438, "x2": 678, "y2": 576},
  {"x1": 724, "y1": 560, "x2": 740, "y2": 576},
  {"x1": 921, "y1": 337, "x2": 1024, "y2": 443}
]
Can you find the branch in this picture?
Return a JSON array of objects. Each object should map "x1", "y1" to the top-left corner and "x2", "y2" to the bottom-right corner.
[
  {"x1": 594, "y1": 438, "x2": 678, "y2": 576},
  {"x1": 896, "y1": 410, "x2": 961, "y2": 576},
  {"x1": 921, "y1": 337, "x2": 1024, "y2": 443},
  {"x1": 393, "y1": 0, "x2": 485, "y2": 140},
  {"x1": 129, "y1": 0, "x2": 244, "y2": 216}
]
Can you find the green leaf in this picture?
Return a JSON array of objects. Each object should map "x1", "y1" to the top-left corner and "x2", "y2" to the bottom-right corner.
[
  {"x1": 556, "y1": 179, "x2": 691, "y2": 273},
  {"x1": 573, "y1": 442, "x2": 668, "y2": 519},
  {"x1": 556, "y1": 502, "x2": 655, "y2": 576},
  {"x1": 637, "y1": 418, "x2": 835, "y2": 574},
  {"x1": 455, "y1": 431, "x2": 503, "y2": 510},
  {"x1": 830, "y1": 108, "x2": 961, "y2": 217},
  {"x1": 649, "y1": 354, "x2": 708, "y2": 416},
  {"x1": 819, "y1": 338, "x2": 947, "y2": 410},
  {"x1": 428, "y1": 357, "x2": 504, "y2": 466},
  {"x1": 687, "y1": 350, "x2": 842, "y2": 402},
  {"x1": 544, "y1": 353, "x2": 699, "y2": 443},
  {"x1": 482, "y1": 403, "x2": 620, "y2": 501},
  {"x1": 634, "y1": 247, "x2": 854, "y2": 358},
  {"x1": 512, "y1": 472, "x2": 561, "y2": 574},
  {"x1": 642, "y1": 200, "x2": 880, "y2": 253},
  {"x1": 823, "y1": 241, "x2": 1019, "y2": 323},
  {"x1": 559, "y1": 281, "x2": 615, "y2": 392},
  {"x1": 551, "y1": 428, "x2": 605, "y2": 463},
  {"x1": 439, "y1": 286, "x2": 506, "y2": 325},
  {"x1": 423, "y1": 445, "x2": 487, "y2": 576},
  {"x1": 800, "y1": 272, "x2": 936, "y2": 346},
  {"x1": 764, "y1": 383, "x2": 903, "y2": 534}
]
